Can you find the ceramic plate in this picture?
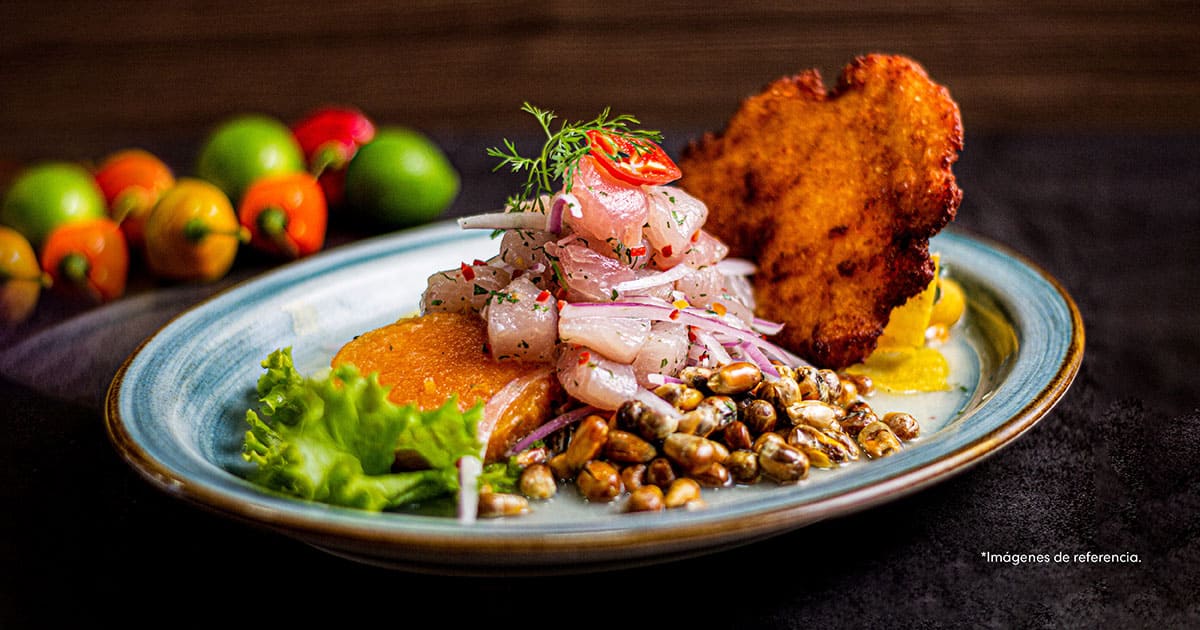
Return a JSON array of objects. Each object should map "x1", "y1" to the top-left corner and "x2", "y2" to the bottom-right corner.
[{"x1": 105, "y1": 221, "x2": 1083, "y2": 575}]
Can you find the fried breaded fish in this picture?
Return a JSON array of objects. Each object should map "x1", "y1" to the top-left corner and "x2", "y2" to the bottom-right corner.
[{"x1": 679, "y1": 54, "x2": 963, "y2": 368}]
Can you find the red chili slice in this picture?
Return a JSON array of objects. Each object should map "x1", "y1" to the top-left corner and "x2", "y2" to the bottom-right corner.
[{"x1": 585, "y1": 130, "x2": 681, "y2": 186}]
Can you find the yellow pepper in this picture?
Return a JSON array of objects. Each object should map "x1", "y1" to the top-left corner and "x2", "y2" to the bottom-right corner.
[
  {"x1": 0, "y1": 226, "x2": 50, "y2": 325},
  {"x1": 144, "y1": 178, "x2": 248, "y2": 282},
  {"x1": 846, "y1": 255, "x2": 965, "y2": 394}
]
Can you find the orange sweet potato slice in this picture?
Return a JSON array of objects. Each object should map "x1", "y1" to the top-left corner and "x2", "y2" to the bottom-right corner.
[{"x1": 332, "y1": 311, "x2": 560, "y2": 463}]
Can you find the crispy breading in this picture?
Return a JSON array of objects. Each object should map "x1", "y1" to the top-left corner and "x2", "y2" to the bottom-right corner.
[{"x1": 679, "y1": 54, "x2": 963, "y2": 368}]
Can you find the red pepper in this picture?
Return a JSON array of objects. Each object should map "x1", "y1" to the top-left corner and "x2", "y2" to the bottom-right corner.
[
  {"x1": 584, "y1": 130, "x2": 681, "y2": 186},
  {"x1": 238, "y1": 173, "x2": 327, "y2": 259},
  {"x1": 93, "y1": 149, "x2": 175, "y2": 250},
  {"x1": 291, "y1": 106, "x2": 376, "y2": 207},
  {"x1": 40, "y1": 218, "x2": 128, "y2": 302}
]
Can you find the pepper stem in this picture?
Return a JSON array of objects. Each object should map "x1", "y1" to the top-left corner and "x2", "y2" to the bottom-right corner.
[
  {"x1": 111, "y1": 188, "x2": 150, "y2": 224},
  {"x1": 58, "y1": 252, "x2": 91, "y2": 286},
  {"x1": 310, "y1": 142, "x2": 348, "y2": 178},
  {"x1": 183, "y1": 218, "x2": 250, "y2": 243},
  {"x1": 0, "y1": 269, "x2": 52, "y2": 287},
  {"x1": 256, "y1": 206, "x2": 300, "y2": 258}
]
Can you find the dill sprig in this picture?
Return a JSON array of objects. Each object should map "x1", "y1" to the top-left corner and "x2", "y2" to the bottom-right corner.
[{"x1": 487, "y1": 103, "x2": 664, "y2": 214}]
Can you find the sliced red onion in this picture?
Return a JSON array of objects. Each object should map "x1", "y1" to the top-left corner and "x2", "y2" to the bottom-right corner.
[
  {"x1": 754, "y1": 339, "x2": 811, "y2": 368},
  {"x1": 716, "y1": 257, "x2": 757, "y2": 276},
  {"x1": 613, "y1": 263, "x2": 694, "y2": 293},
  {"x1": 505, "y1": 405, "x2": 597, "y2": 456},
  {"x1": 457, "y1": 212, "x2": 547, "y2": 231},
  {"x1": 644, "y1": 373, "x2": 685, "y2": 387},
  {"x1": 751, "y1": 317, "x2": 785, "y2": 335},
  {"x1": 547, "y1": 192, "x2": 577, "y2": 234},
  {"x1": 457, "y1": 455, "x2": 482, "y2": 524},
  {"x1": 739, "y1": 341, "x2": 781, "y2": 379},
  {"x1": 692, "y1": 327, "x2": 732, "y2": 365}
]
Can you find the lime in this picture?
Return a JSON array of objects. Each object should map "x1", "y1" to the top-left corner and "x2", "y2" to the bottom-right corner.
[
  {"x1": 1, "y1": 162, "x2": 107, "y2": 247},
  {"x1": 344, "y1": 128, "x2": 459, "y2": 227},
  {"x1": 196, "y1": 115, "x2": 305, "y2": 203}
]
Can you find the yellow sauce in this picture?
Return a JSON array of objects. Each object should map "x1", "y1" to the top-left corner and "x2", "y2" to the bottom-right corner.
[{"x1": 845, "y1": 255, "x2": 965, "y2": 394}]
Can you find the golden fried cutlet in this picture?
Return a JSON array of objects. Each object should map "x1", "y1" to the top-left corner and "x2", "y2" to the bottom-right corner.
[{"x1": 679, "y1": 54, "x2": 963, "y2": 368}]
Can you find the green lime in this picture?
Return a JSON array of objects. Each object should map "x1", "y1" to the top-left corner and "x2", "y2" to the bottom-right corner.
[
  {"x1": 0, "y1": 162, "x2": 107, "y2": 247},
  {"x1": 196, "y1": 114, "x2": 305, "y2": 203},
  {"x1": 344, "y1": 128, "x2": 459, "y2": 227}
]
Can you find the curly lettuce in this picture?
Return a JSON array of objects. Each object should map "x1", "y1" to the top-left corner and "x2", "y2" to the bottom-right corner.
[{"x1": 241, "y1": 348, "x2": 485, "y2": 512}]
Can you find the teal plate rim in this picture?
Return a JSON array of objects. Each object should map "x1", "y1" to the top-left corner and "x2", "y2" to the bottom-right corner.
[{"x1": 104, "y1": 221, "x2": 1084, "y2": 575}]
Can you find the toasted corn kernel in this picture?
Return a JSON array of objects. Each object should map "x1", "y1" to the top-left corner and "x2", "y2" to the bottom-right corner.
[
  {"x1": 707, "y1": 361, "x2": 764, "y2": 395},
  {"x1": 654, "y1": 383, "x2": 706, "y2": 411},
  {"x1": 882, "y1": 412, "x2": 921, "y2": 441},
  {"x1": 786, "y1": 424, "x2": 855, "y2": 465},
  {"x1": 697, "y1": 395, "x2": 738, "y2": 429},
  {"x1": 722, "y1": 421, "x2": 754, "y2": 451},
  {"x1": 519, "y1": 463, "x2": 557, "y2": 500},
  {"x1": 617, "y1": 399, "x2": 678, "y2": 441},
  {"x1": 708, "y1": 438, "x2": 730, "y2": 464},
  {"x1": 513, "y1": 446, "x2": 551, "y2": 469},
  {"x1": 836, "y1": 379, "x2": 860, "y2": 407},
  {"x1": 739, "y1": 398, "x2": 778, "y2": 435},
  {"x1": 664, "y1": 432, "x2": 718, "y2": 473},
  {"x1": 548, "y1": 453, "x2": 573, "y2": 480},
  {"x1": 794, "y1": 366, "x2": 823, "y2": 401},
  {"x1": 676, "y1": 407, "x2": 720, "y2": 438},
  {"x1": 840, "y1": 409, "x2": 879, "y2": 438},
  {"x1": 564, "y1": 415, "x2": 610, "y2": 471},
  {"x1": 824, "y1": 426, "x2": 861, "y2": 460},
  {"x1": 646, "y1": 457, "x2": 677, "y2": 489},
  {"x1": 771, "y1": 363, "x2": 798, "y2": 382},
  {"x1": 664, "y1": 478, "x2": 702, "y2": 508},
  {"x1": 478, "y1": 492, "x2": 529, "y2": 518},
  {"x1": 858, "y1": 421, "x2": 902, "y2": 458},
  {"x1": 621, "y1": 463, "x2": 647, "y2": 491},
  {"x1": 752, "y1": 431, "x2": 787, "y2": 454},
  {"x1": 576, "y1": 460, "x2": 623, "y2": 502},
  {"x1": 785, "y1": 400, "x2": 845, "y2": 431},
  {"x1": 678, "y1": 366, "x2": 715, "y2": 391},
  {"x1": 691, "y1": 462, "x2": 732, "y2": 487},
  {"x1": 604, "y1": 429, "x2": 658, "y2": 463},
  {"x1": 816, "y1": 369, "x2": 843, "y2": 404},
  {"x1": 725, "y1": 449, "x2": 761, "y2": 484},
  {"x1": 844, "y1": 373, "x2": 875, "y2": 397},
  {"x1": 759, "y1": 377, "x2": 802, "y2": 415},
  {"x1": 625, "y1": 484, "x2": 665, "y2": 512},
  {"x1": 757, "y1": 438, "x2": 809, "y2": 482}
]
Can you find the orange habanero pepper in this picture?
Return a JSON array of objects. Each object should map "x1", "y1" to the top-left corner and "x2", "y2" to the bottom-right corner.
[
  {"x1": 40, "y1": 218, "x2": 129, "y2": 302},
  {"x1": 238, "y1": 172, "x2": 327, "y2": 259},
  {"x1": 94, "y1": 149, "x2": 175, "y2": 250}
]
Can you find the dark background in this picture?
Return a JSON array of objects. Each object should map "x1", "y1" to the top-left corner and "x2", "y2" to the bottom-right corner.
[
  {"x1": 2, "y1": 0, "x2": 1198, "y2": 163},
  {"x1": 2, "y1": 2, "x2": 1199, "y2": 628}
]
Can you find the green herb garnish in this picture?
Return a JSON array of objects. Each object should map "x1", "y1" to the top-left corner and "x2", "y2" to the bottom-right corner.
[{"x1": 486, "y1": 103, "x2": 664, "y2": 214}]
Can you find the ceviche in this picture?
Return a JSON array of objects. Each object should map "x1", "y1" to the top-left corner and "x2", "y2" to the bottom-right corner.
[{"x1": 240, "y1": 105, "x2": 964, "y2": 521}]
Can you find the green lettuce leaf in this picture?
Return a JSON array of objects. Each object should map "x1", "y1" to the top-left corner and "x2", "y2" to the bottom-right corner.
[{"x1": 241, "y1": 348, "x2": 484, "y2": 512}]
